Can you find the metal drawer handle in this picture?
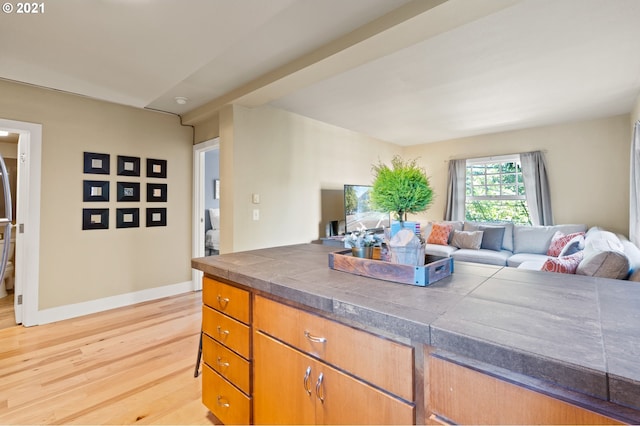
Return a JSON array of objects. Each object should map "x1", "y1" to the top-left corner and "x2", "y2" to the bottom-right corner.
[
  {"x1": 217, "y1": 295, "x2": 230, "y2": 306},
  {"x1": 303, "y1": 366, "x2": 312, "y2": 395},
  {"x1": 217, "y1": 395, "x2": 230, "y2": 408},
  {"x1": 315, "y1": 372, "x2": 325, "y2": 403},
  {"x1": 304, "y1": 330, "x2": 327, "y2": 344},
  {"x1": 217, "y1": 326, "x2": 230, "y2": 337},
  {"x1": 217, "y1": 357, "x2": 230, "y2": 368}
]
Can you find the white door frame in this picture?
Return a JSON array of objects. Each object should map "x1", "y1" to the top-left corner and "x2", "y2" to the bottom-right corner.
[
  {"x1": 0, "y1": 118, "x2": 41, "y2": 327},
  {"x1": 192, "y1": 138, "x2": 219, "y2": 291}
]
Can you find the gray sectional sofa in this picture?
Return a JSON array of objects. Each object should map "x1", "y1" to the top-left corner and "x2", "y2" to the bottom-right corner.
[{"x1": 423, "y1": 221, "x2": 640, "y2": 281}]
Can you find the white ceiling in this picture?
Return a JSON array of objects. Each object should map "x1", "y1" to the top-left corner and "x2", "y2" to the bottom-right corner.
[{"x1": 1, "y1": 0, "x2": 639, "y2": 146}]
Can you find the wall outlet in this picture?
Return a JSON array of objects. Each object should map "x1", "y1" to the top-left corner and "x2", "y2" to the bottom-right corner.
[{"x1": 252, "y1": 209, "x2": 260, "y2": 221}]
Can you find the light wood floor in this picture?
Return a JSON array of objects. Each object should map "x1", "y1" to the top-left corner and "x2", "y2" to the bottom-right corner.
[
  {"x1": 0, "y1": 290, "x2": 16, "y2": 330},
  {"x1": 0, "y1": 291, "x2": 219, "y2": 425}
]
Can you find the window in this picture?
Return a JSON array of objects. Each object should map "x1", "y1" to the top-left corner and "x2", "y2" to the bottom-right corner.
[{"x1": 465, "y1": 155, "x2": 531, "y2": 224}]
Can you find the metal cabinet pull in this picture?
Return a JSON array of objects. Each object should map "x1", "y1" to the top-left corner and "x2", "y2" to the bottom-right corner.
[
  {"x1": 315, "y1": 372, "x2": 325, "y2": 403},
  {"x1": 303, "y1": 366, "x2": 312, "y2": 395},
  {"x1": 217, "y1": 395, "x2": 230, "y2": 408},
  {"x1": 216, "y1": 357, "x2": 230, "y2": 368},
  {"x1": 217, "y1": 326, "x2": 230, "y2": 337},
  {"x1": 304, "y1": 330, "x2": 327, "y2": 344},
  {"x1": 217, "y1": 295, "x2": 230, "y2": 306}
]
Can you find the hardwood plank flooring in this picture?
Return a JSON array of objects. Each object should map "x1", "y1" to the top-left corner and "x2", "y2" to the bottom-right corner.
[
  {"x1": 0, "y1": 291, "x2": 219, "y2": 425},
  {"x1": 0, "y1": 290, "x2": 16, "y2": 330}
]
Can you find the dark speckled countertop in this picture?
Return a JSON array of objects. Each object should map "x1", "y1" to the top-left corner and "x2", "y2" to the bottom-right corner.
[{"x1": 192, "y1": 243, "x2": 640, "y2": 413}]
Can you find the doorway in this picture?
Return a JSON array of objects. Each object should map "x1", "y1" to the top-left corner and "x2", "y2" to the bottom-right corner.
[
  {"x1": 0, "y1": 118, "x2": 42, "y2": 327},
  {"x1": 192, "y1": 138, "x2": 220, "y2": 291}
]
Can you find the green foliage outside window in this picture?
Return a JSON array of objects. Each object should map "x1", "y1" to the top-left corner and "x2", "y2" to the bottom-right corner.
[
  {"x1": 344, "y1": 186, "x2": 358, "y2": 215},
  {"x1": 465, "y1": 160, "x2": 531, "y2": 225}
]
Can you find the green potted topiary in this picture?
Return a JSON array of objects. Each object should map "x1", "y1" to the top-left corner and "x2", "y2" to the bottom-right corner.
[
  {"x1": 370, "y1": 155, "x2": 434, "y2": 265},
  {"x1": 370, "y1": 155, "x2": 433, "y2": 226}
]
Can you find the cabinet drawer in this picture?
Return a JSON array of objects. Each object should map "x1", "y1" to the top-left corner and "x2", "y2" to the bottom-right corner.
[
  {"x1": 202, "y1": 364, "x2": 251, "y2": 425},
  {"x1": 203, "y1": 305, "x2": 250, "y2": 359},
  {"x1": 428, "y1": 356, "x2": 623, "y2": 425},
  {"x1": 203, "y1": 277, "x2": 250, "y2": 324},
  {"x1": 203, "y1": 334, "x2": 251, "y2": 395},
  {"x1": 254, "y1": 295, "x2": 413, "y2": 402}
]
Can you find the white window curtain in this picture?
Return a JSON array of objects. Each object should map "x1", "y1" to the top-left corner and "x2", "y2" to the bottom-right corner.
[
  {"x1": 444, "y1": 159, "x2": 466, "y2": 221},
  {"x1": 520, "y1": 151, "x2": 553, "y2": 226},
  {"x1": 631, "y1": 121, "x2": 640, "y2": 245}
]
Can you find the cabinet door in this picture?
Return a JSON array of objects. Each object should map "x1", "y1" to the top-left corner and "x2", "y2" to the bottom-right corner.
[
  {"x1": 254, "y1": 331, "x2": 415, "y2": 425},
  {"x1": 253, "y1": 331, "x2": 316, "y2": 425},
  {"x1": 318, "y1": 358, "x2": 415, "y2": 425}
]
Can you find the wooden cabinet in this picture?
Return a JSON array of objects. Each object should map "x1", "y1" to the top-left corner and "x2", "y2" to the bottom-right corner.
[
  {"x1": 201, "y1": 277, "x2": 252, "y2": 425},
  {"x1": 427, "y1": 355, "x2": 623, "y2": 425},
  {"x1": 253, "y1": 295, "x2": 415, "y2": 425}
]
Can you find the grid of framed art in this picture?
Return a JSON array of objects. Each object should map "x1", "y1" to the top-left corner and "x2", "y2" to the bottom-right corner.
[{"x1": 82, "y1": 152, "x2": 168, "y2": 230}]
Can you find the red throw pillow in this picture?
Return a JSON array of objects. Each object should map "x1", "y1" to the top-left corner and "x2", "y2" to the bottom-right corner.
[
  {"x1": 547, "y1": 231, "x2": 585, "y2": 257},
  {"x1": 542, "y1": 252, "x2": 584, "y2": 274},
  {"x1": 427, "y1": 223, "x2": 453, "y2": 246}
]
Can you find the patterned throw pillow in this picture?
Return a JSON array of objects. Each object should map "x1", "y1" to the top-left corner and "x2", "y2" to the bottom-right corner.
[
  {"x1": 547, "y1": 231, "x2": 585, "y2": 257},
  {"x1": 542, "y1": 251, "x2": 584, "y2": 274},
  {"x1": 427, "y1": 223, "x2": 453, "y2": 246}
]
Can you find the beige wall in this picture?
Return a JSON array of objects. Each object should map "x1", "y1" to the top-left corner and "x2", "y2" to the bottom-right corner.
[
  {"x1": 217, "y1": 105, "x2": 400, "y2": 252},
  {"x1": 404, "y1": 115, "x2": 632, "y2": 235},
  {"x1": 0, "y1": 80, "x2": 193, "y2": 310}
]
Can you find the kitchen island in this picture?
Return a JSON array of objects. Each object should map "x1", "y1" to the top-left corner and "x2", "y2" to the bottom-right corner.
[{"x1": 192, "y1": 243, "x2": 640, "y2": 425}]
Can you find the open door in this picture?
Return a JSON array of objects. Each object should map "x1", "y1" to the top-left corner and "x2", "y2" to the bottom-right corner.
[{"x1": 192, "y1": 138, "x2": 219, "y2": 291}]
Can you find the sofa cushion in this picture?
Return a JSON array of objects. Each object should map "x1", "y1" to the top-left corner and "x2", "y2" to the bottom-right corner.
[
  {"x1": 542, "y1": 252, "x2": 584, "y2": 274},
  {"x1": 559, "y1": 234, "x2": 585, "y2": 257},
  {"x1": 517, "y1": 259, "x2": 548, "y2": 270},
  {"x1": 576, "y1": 230, "x2": 629, "y2": 279},
  {"x1": 479, "y1": 226, "x2": 506, "y2": 251},
  {"x1": 451, "y1": 230, "x2": 484, "y2": 250},
  {"x1": 423, "y1": 221, "x2": 463, "y2": 244},
  {"x1": 427, "y1": 223, "x2": 453, "y2": 245},
  {"x1": 451, "y1": 249, "x2": 511, "y2": 266},
  {"x1": 513, "y1": 224, "x2": 587, "y2": 254},
  {"x1": 547, "y1": 231, "x2": 585, "y2": 257},
  {"x1": 424, "y1": 243, "x2": 458, "y2": 257},
  {"x1": 619, "y1": 236, "x2": 640, "y2": 278},
  {"x1": 507, "y1": 253, "x2": 551, "y2": 268},
  {"x1": 465, "y1": 221, "x2": 513, "y2": 252}
]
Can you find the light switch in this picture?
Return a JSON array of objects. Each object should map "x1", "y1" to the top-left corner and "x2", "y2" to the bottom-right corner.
[
  {"x1": 252, "y1": 193, "x2": 260, "y2": 204},
  {"x1": 253, "y1": 209, "x2": 260, "y2": 221}
]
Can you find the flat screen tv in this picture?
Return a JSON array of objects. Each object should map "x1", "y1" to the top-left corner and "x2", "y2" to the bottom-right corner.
[{"x1": 344, "y1": 184, "x2": 390, "y2": 234}]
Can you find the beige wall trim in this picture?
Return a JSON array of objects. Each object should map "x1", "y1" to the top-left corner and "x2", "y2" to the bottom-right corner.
[{"x1": 37, "y1": 281, "x2": 194, "y2": 326}]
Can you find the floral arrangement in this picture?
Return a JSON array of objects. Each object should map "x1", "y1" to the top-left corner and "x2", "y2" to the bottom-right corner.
[{"x1": 345, "y1": 230, "x2": 383, "y2": 248}]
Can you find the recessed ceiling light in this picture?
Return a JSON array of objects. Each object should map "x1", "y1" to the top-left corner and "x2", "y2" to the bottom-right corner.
[
  {"x1": 0, "y1": 131, "x2": 9, "y2": 137},
  {"x1": 175, "y1": 97, "x2": 188, "y2": 105}
]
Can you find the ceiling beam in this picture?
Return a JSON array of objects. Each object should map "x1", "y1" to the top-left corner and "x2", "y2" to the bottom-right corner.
[{"x1": 181, "y1": 0, "x2": 520, "y2": 126}]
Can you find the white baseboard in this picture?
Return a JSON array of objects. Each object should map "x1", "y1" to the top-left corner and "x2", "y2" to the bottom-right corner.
[{"x1": 36, "y1": 281, "x2": 195, "y2": 325}]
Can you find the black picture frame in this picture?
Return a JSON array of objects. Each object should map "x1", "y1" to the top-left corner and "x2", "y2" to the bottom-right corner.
[
  {"x1": 117, "y1": 155, "x2": 141, "y2": 176},
  {"x1": 147, "y1": 183, "x2": 167, "y2": 202},
  {"x1": 147, "y1": 158, "x2": 167, "y2": 178},
  {"x1": 82, "y1": 208, "x2": 109, "y2": 230},
  {"x1": 117, "y1": 182, "x2": 141, "y2": 202},
  {"x1": 116, "y1": 208, "x2": 140, "y2": 228},
  {"x1": 146, "y1": 208, "x2": 167, "y2": 227},
  {"x1": 83, "y1": 152, "x2": 110, "y2": 175},
  {"x1": 83, "y1": 180, "x2": 109, "y2": 202}
]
